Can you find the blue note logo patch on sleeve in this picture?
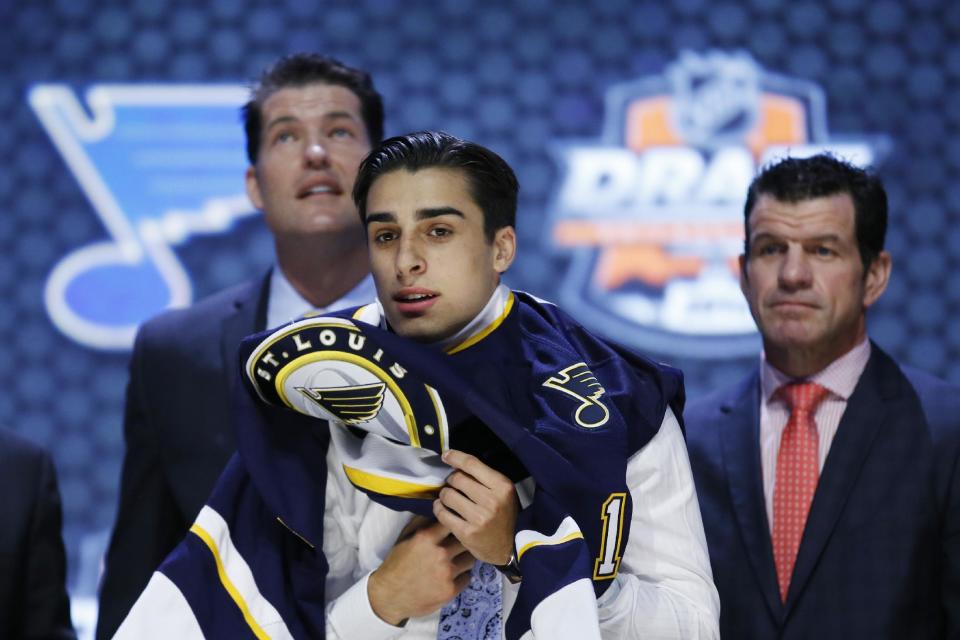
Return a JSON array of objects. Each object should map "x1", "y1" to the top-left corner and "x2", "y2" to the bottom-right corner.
[{"x1": 542, "y1": 362, "x2": 610, "y2": 429}]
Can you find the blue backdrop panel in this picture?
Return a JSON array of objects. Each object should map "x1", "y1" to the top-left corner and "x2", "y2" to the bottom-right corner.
[{"x1": 3, "y1": 0, "x2": 959, "y2": 634}]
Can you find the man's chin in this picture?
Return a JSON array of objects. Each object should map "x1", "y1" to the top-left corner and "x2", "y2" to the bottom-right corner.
[
  {"x1": 761, "y1": 320, "x2": 822, "y2": 345},
  {"x1": 299, "y1": 210, "x2": 362, "y2": 233},
  {"x1": 389, "y1": 316, "x2": 438, "y2": 343},
  {"x1": 767, "y1": 331, "x2": 822, "y2": 353}
]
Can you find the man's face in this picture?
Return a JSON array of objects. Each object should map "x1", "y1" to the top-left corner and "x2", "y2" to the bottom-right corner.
[
  {"x1": 245, "y1": 83, "x2": 371, "y2": 240},
  {"x1": 740, "y1": 193, "x2": 890, "y2": 372},
  {"x1": 364, "y1": 168, "x2": 516, "y2": 343}
]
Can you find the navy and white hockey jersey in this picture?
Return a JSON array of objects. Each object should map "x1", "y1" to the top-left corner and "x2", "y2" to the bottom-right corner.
[{"x1": 116, "y1": 287, "x2": 683, "y2": 639}]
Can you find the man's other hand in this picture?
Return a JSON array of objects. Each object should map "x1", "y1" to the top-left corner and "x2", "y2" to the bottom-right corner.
[
  {"x1": 367, "y1": 516, "x2": 475, "y2": 626},
  {"x1": 434, "y1": 449, "x2": 520, "y2": 566}
]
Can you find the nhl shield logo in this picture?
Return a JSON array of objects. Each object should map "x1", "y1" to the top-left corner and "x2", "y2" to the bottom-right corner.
[
  {"x1": 669, "y1": 51, "x2": 760, "y2": 149},
  {"x1": 547, "y1": 50, "x2": 888, "y2": 358}
]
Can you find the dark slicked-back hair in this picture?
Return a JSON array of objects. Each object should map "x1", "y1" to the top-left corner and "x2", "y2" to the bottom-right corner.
[
  {"x1": 353, "y1": 131, "x2": 518, "y2": 241},
  {"x1": 242, "y1": 53, "x2": 384, "y2": 164},
  {"x1": 743, "y1": 153, "x2": 888, "y2": 270}
]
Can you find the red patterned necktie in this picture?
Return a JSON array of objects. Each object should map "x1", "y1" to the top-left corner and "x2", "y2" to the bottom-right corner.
[{"x1": 772, "y1": 381, "x2": 829, "y2": 602}]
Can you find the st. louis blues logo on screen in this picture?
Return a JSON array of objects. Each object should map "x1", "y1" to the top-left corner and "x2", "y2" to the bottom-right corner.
[
  {"x1": 547, "y1": 50, "x2": 889, "y2": 358},
  {"x1": 29, "y1": 84, "x2": 255, "y2": 350}
]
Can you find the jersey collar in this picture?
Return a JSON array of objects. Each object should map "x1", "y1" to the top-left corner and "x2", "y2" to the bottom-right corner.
[{"x1": 351, "y1": 283, "x2": 515, "y2": 354}]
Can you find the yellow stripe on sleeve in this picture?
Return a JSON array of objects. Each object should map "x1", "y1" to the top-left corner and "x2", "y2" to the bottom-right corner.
[
  {"x1": 342, "y1": 464, "x2": 444, "y2": 499},
  {"x1": 516, "y1": 531, "x2": 584, "y2": 561},
  {"x1": 189, "y1": 524, "x2": 271, "y2": 640}
]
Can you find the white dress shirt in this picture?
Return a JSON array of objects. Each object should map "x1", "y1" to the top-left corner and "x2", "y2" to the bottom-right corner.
[
  {"x1": 759, "y1": 338, "x2": 871, "y2": 530},
  {"x1": 266, "y1": 266, "x2": 376, "y2": 329},
  {"x1": 315, "y1": 285, "x2": 720, "y2": 639}
]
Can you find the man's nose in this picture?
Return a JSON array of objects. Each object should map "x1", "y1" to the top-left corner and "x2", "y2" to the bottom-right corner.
[
  {"x1": 305, "y1": 141, "x2": 328, "y2": 168},
  {"x1": 396, "y1": 236, "x2": 425, "y2": 279},
  {"x1": 778, "y1": 246, "x2": 812, "y2": 289}
]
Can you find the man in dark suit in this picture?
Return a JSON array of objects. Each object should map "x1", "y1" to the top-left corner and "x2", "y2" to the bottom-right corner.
[
  {"x1": 685, "y1": 153, "x2": 960, "y2": 638},
  {"x1": 95, "y1": 53, "x2": 384, "y2": 639},
  {"x1": 0, "y1": 429, "x2": 75, "y2": 639}
]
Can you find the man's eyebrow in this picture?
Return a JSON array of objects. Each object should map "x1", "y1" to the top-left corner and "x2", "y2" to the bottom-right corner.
[
  {"x1": 263, "y1": 115, "x2": 298, "y2": 132},
  {"x1": 264, "y1": 111, "x2": 359, "y2": 132},
  {"x1": 364, "y1": 207, "x2": 464, "y2": 227},
  {"x1": 416, "y1": 207, "x2": 465, "y2": 220},
  {"x1": 364, "y1": 212, "x2": 396, "y2": 225},
  {"x1": 807, "y1": 234, "x2": 842, "y2": 243},
  {"x1": 322, "y1": 111, "x2": 361, "y2": 123},
  {"x1": 750, "y1": 231, "x2": 843, "y2": 243}
]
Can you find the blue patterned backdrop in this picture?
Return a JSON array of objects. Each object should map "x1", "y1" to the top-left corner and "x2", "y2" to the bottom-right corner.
[{"x1": 4, "y1": 0, "x2": 959, "y2": 634}]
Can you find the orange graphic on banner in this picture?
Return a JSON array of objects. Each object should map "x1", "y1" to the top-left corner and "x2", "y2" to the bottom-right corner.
[
  {"x1": 553, "y1": 220, "x2": 743, "y2": 288},
  {"x1": 745, "y1": 95, "x2": 807, "y2": 156},
  {"x1": 625, "y1": 97, "x2": 680, "y2": 150},
  {"x1": 589, "y1": 91, "x2": 808, "y2": 290},
  {"x1": 625, "y1": 95, "x2": 807, "y2": 156},
  {"x1": 595, "y1": 246, "x2": 702, "y2": 289}
]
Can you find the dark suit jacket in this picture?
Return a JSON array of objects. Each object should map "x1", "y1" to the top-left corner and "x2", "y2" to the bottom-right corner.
[
  {"x1": 0, "y1": 429, "x2": 75, "y2": 639},
  {"x1": 686, "y1": 343, "x2": 960, "y2": 639},
  {"x1": 96, "y1": 275, "x2": 268, "y2": 640}
]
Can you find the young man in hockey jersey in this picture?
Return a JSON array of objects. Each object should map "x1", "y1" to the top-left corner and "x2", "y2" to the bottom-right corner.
[
  {"x1": 320, "y1": 131, "x2": 718, "y2": 638},
  {"x1": 113, "y1": 132, "x2": 719, "y2": 640}
]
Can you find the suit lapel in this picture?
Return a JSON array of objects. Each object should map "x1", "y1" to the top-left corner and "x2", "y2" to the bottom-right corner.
[
  {"x1": 784, "y1": 346, "x2": 894, "y2": 610},
  {"x1": 719, "y1": 371, "x2": 784, "y2": 620},
  {"x1": 220, "y1": 272, "x2": 271, "y2": 398}
]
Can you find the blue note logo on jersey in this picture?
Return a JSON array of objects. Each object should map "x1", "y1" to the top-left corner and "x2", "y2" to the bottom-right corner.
[
  {"x1": 547, "y1": 51, "x2": 889, "y2": 358},
  {"x1": 542, "y1": 363, "x2": 610, "y2": 429},
  {"x1": 29, "y1": 84, "x2": 255, "y2": 350}
]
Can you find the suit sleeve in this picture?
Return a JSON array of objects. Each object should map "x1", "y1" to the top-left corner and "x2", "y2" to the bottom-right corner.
[
  {"x1": 96, "y1": 327, "x2": 186, "y2": 640},
  {"x1": 941, "y1": 422, "x2": 960, "y2": 636},
  {"x1": 21, "y1": 449, "x2": 76, "y2": 640},
  {"x1": 595, "y1": 406, "x2": 721, "y2": 639},
  {"x1": 908, "y1": 369, "x2": 960, "y2": 635}
]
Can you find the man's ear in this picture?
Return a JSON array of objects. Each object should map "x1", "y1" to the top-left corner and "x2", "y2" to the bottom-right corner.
[
  {"x1": 863, "y1": 250, "x2": 892, "y2": 309},
  {"x1": 738, "y1": 254, "x2": 749, "y2": 296},
  {"x1": 492, "y1": 226, "x2": 517, "y2": 274},
  {"x1": 245, "y1": 165, "x2": 264, "y2": 210}
]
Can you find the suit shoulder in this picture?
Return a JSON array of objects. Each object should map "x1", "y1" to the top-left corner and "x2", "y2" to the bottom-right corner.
[
  {"x1": 900, "y1": 364, "x2": 960, "y2": 435},
  {"x1": 684, "y1": 373, "x2": 757, "y2": 445},
  {"x1": 137, "y1": 277, "x2": 262, "y2": 347},
  {"x1": 685, "y1": 379, "x2": 744, "y2": 422},
  {"x1": 0, "y1": 430, "x2": 50, "y2": 507},
  {"x1": 0, "y1": 429, "x2": 48, "y2": 468},
  {"x1": 902, "y1": 364, "x2": 959, "y2": 397}
]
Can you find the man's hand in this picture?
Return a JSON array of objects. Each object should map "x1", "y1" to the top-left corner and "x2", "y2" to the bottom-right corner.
[
  {"x1": 368, "y1": 516, "x2": 475, "y2": 626},
  {"x1": 434, "y1": 449, "x2": 520, "y2": 566}
]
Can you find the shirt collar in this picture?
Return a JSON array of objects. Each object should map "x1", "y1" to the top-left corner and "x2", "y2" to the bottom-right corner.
[
  {"x1": 360, "y1": 283, "x2": 514, "y2": 353},
  {"x1": 761, "y1": 338, "x2": 871, "y2": 403},
  {"x1": 267, "y1": 266, "x2": 377, "y2": 328},
  {"x1": 435, "y1": 283, "x2": 514, "y2": 354}
]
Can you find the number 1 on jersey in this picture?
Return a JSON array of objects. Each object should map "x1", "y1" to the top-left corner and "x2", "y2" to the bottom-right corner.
[{"x1": 594, "y1": 492, "x2": 627, "y2": 579}]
